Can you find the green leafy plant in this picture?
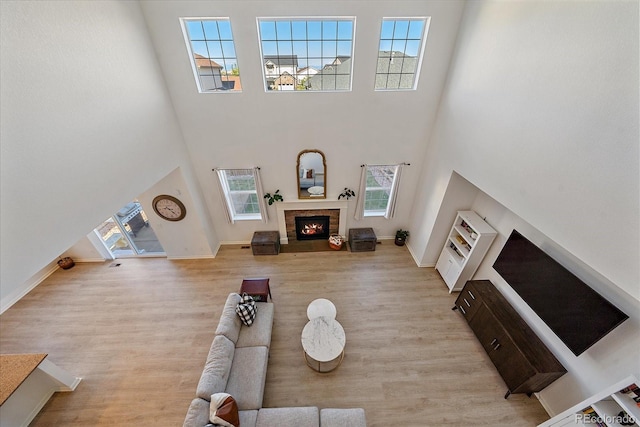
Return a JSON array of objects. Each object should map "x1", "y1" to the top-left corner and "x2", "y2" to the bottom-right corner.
[
  {"x1": 264, "y1": 190, "x2": 283, "y2": 205},
  {"x1": 395, "y1": 229, "x2": 410, "y2": 246},
  {"x1": 338, "y1": 188, "x2": 356, "y2": 200},
  {"x1": 396, "y1": 229, "x2": 410, "y2": 239}
]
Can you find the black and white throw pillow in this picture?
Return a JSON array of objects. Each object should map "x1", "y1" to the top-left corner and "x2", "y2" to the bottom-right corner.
[{"x1": 235, "y1": 293, "x2": 257, "y2": 326}]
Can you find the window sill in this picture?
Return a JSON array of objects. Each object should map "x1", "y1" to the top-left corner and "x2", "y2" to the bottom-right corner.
[
  {"x1": 363, "y1": 211, "x2": 386, "y2": 218},
  {"x1": 232, "y1": 214, "x2": 263, "y2": 221}
]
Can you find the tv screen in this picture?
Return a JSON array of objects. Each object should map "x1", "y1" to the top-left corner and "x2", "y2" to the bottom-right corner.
[{"x1": 493, "y1": 230, "x2": 628, "y2": 356}]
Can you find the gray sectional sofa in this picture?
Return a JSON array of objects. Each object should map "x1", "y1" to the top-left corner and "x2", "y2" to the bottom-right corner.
[{"x1": 183, "y1": 293, "x2": 366, "y2": 427}]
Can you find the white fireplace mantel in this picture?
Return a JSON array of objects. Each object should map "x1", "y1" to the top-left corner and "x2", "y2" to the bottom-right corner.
[{"x1": 275, "y1": 200, "x2": 349, "y2": 244}]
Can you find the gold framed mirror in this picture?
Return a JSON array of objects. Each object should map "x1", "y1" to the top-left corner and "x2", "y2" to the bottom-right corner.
[{"x1": 297, "y1": 149, "x2": 326, "y2": 199}]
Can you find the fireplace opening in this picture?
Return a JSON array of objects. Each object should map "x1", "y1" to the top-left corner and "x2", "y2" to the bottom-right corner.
[{"x1": 295, "y1": 216, "x2": 330, "y2": 241}]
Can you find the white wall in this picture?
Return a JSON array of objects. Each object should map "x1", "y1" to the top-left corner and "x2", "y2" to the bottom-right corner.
[
  {"x1": 0, "y1": 1, "x2": 210, "y2": 307},
  {"x1": 61, "y1": 167, "x2": 219, "y2": 262},
  {"x1": 140, "y1": 0, "x2": 466, "y2": 243},
  {"x1": 63, "y1": 236, "x2": 106, "y2": 263},
  {"x1": 413, "y1": 171, "x2": 481, "y2": 266},
  {"x1": 1, "y1": 0, "x2": 637, "y2": 415},
  {"x1": 468, "y1": 190, "x2": 640, "y2": 416},
  {"x1": 137, "y1": 167, "x2": 217, "y2": 259},
  {"x1": 412, "y1": 0, "x2": 639, "y2": 297},
  {"x1": 1, "y1": 0, "x2": 464, "y2": 309},
  {"x1": 409, "y1": 0, "x2": 639, "y2": 415}
]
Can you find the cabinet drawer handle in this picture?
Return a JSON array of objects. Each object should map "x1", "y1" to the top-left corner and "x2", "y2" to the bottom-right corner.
[
  {"x1": 459, "y1": 306, "x2": 466, "y2": 314},
  {"x1": 494, "y1": 343, "x2": 501, "y2": 351},
  {"x1": 468, "y1": 290, "x2": 476, "y2": 300},
  {"x1": 490, "y1": 338, "x2": 497, "y2": 346},
  {"x1": 464, "y1": 298, "x2": 471, "y2": 307}
]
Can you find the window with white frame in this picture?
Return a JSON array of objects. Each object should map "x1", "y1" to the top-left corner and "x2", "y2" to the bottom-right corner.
[
  {"x1": 375, "y1": 18, "x2": 429, "y2": 91},
  {"x1": 182, "y1": 18, "x2": 242, "y2": 92},
  {"x1": 257, "y1": 17, "x2": 355, "y2": 92},
  {"x1": 217, "y1": 169, "x2": 262, "y2": 221},
  {"x1": 363, "y1": 165, "x2": 399, "y2": 216}
]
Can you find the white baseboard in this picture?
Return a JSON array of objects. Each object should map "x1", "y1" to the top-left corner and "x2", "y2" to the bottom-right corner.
[
  {"x1": 404, "y1": 242, "x2": 436, "y2": 268},
  {"x1": 167, "y1": 255, "x2": 217, "y2": 260},
  {"x1": 535, "y1": 392, "x2": 555, "y2": 417},
  {"x1": 1, "y1": 260, "x2": 59, "y2": 314},
  {"x1": 405, "y1": 242, "x2": 421, "y2": 266},
  {"x1": 68, "y1": 376, "x2": 82, "y2": 391}
]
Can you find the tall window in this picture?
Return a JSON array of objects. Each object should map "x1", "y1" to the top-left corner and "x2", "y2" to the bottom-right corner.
[
  {"x1": 216, "y1": 169, "x2": 263, "y2": 221},
  {"x1": 182, "y1": 18, "x2": 242, "y2": 92},
  {"x1": 363, "y1": 165, "x2": 398, "y2": 216},
  {"x1": 355, "y1": 164, "x2": 404, "y2": 220},
  {"x1": 257, "y1": 18, "x2": 355, "y2": 92},
  {"x1": 375, "y1": 18, "x2": 429, "y2": 90}
]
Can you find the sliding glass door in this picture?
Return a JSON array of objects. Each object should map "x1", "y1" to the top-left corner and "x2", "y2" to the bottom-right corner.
[{"x1": 94, "y1": 201, "x2": 165, "y2": 258}]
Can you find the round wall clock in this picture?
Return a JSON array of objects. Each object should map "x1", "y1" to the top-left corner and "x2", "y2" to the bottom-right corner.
[{"x1": 152, "y1": 195, "x2": 186, "y2": 221}]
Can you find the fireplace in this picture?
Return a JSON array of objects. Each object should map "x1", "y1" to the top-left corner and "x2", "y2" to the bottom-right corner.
[
  {"x1": 295, "y1": 216, "x2": 330, "y2": 241},
  {"x1": 276, "y1": 200, "x2": 348, "y2": 244}
]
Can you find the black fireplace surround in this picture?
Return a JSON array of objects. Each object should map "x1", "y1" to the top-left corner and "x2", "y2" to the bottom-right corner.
[{"x1": 295, "y1": 215, "x2": 330, "y2": 241}]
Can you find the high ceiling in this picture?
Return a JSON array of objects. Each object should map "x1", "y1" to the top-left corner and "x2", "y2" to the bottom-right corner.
[{"x1": 138, "y1": 1, "x2": 466, "y2": 240}]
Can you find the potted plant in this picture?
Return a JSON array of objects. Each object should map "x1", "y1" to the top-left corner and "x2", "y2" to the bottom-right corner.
[
  {"x1": 338, "y1": 188, "x2": 355, "y2": 200},
  {"x1": 395, "y1": 229, "x2": 409, "y2": 246},
  {"x1": 264, "y1": 190, "x2": 283, "y2": 205}
]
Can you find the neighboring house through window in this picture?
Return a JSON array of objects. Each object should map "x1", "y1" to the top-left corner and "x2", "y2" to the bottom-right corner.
[
  {"x1": 263, "y1": 55, "x2": 299, "y2": 90},
  {"x1": 193, "y1": 54, "x2": 224, "y2": 90},
  {"x1": 181, "y1": 18, "x2": 242, "y2": 92},
  {"x1": 296, "y1": 66, "x2": 318, "y2": 89},
  {"x1": 258, "y1": 17, "x2": 355, "y2": 91},
  {"x1": 274, "y1": 71, "x2": 296, "y2": 90},
  {"x1": 307, "y1": 57, "x2": 352, "y2": 91}
]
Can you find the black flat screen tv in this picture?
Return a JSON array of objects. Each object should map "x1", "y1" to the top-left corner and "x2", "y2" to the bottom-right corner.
[{"x1": 493, "y1": 230, "x2": 628, "y2": 356}]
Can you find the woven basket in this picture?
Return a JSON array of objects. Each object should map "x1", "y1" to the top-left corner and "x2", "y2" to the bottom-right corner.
[
  {"x1": 57, "y1": 257, "x2": 75, "y2": 270},
  {"x1": 328, "y1": 234, "x2": 344, "y2": 250}
]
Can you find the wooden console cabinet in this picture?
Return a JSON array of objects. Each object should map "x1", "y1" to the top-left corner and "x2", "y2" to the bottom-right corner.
[{"x1": 454, "y1": 280, "x2": 567, "y2": 398}]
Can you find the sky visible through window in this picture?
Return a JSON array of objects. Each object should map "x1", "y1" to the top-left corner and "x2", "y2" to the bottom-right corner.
[
  {"x1": 376, "y1": 18, "x2": 428, "y2": 90},
  {"x1": 183, "y1": 18, "x2": 241, "y2": 92},
  {"x1": 182, "y1": 16, "x2": 427, "y2": 93},
  {"x1": 259, "y1": 19, "x2": 353, "y2": 69},
  {"x1": 258, "y1": 18, "x2": 354, "y2": 91}
]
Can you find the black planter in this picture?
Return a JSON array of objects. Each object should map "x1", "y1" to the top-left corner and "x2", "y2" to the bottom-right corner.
[{"x1": 395, "y1": 237, "x2": 406, "y2": 246}]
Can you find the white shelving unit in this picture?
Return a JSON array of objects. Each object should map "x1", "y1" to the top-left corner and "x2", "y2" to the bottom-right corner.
[
  {"x1": 435, "y1": 210, "x2": 496, "y2": 293},
  {"x1": 538, "y1": 375, "x2": 640, "y2": 427}
]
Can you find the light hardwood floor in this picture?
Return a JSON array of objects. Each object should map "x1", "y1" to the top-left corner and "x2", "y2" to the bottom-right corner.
[{"x1": 0, "y1": 243, "x2": 550, "y2": 426}]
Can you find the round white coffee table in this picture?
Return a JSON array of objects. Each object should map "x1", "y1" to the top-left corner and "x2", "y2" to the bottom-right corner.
[
  {"x1": 301, "y1": 316, "x2": 346, "y2": 373},
  {"x1": 307, "y1": 298, "x2": 337, "y2": 320}
]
